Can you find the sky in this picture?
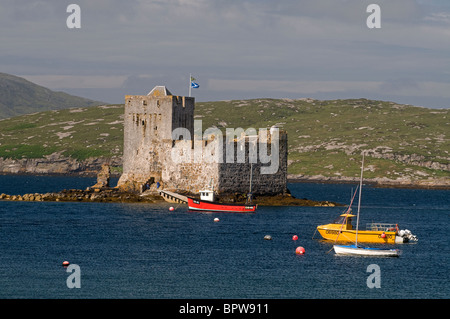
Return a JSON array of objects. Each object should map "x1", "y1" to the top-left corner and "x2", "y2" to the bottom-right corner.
[{"x1": 1, "y1": 0, "x2": 450, "y2": 108}]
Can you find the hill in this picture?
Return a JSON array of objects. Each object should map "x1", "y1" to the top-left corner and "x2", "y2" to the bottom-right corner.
[
  {"x1": 195, "y1": 98, "x2": 449, "y2": 185},
  {"x1": 0, "y1": 98, "x2": 448, "y2": 187},
  {"x1": 0, "y1": 73, "x2": 103, "y2": 119}
]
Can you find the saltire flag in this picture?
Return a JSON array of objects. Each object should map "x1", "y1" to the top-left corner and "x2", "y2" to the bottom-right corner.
[
  {"x1": 191, "y1": 81, "x2": 199, "y2": 88},
  {"x1": 190, "y1": 76, "x2": 200, "y2": 88}
]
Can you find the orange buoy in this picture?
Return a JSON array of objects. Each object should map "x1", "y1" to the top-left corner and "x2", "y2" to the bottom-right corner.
[
  {"x1": 295, "y1": 247, "x2": 305, "y2": 255},
  {"x1": 62, "y1": 261, "x2": 70, "y2": 266},
  {"x1": 292, "y1": 235, "x2": 298, "y2": 241}
]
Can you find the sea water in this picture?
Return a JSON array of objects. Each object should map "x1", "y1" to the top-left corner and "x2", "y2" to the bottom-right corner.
[{"x1": 0, "y1": 175, "x2": 448, "y2": 299}]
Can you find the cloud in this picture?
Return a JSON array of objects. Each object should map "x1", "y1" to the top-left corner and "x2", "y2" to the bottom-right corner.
[
  {"x1": 1, "y1": 0, "x2": 450, "y2": 107},
  {"x1": 423, "y1": 11, "x2": 450, "y2": 24}
]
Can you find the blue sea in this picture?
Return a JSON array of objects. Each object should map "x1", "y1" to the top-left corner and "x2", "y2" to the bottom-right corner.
[{"x1": 0, "y1": 175, "x2": 448, "y2": 299}]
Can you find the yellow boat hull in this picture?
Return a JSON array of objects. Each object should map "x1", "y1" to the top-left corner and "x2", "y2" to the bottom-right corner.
[{"x1": 317, "y1": 224, "x2": 398, "y2": 244}]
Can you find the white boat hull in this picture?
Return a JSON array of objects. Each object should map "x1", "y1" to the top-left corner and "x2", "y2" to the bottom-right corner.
[{"x1": 333, "y1": 245, "x2": 399, "y2": 257}]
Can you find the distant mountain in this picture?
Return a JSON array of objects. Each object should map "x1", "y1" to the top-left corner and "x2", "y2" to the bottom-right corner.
[{"x1": 0, "y1": 73, "x2": 103, "y2": 119}]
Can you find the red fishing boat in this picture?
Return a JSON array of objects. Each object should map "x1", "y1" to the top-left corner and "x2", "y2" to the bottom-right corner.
[{"x1": 187, "y1": 190, "x2": 257, "y2": 213}]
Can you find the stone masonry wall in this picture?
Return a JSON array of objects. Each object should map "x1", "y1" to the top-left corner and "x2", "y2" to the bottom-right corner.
[
  {"x1": 117, "y1": 89, "x2": 195, "y2": 192},
  {"x1": 217, "y1": 130, "x2": 288, "y2": 195}
]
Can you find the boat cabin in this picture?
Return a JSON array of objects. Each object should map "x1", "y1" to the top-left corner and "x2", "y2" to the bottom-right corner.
[
  {"x1": 199, "y1": 190, "x2": 215, "y2": 202},
  {"x1": 333, "y1": 213, "x2": 355, "y2": 230}
]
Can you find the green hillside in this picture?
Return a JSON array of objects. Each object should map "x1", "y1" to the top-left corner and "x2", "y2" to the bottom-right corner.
[
  {"x1": 0, "y1": 73, "x2": 103, "y2": 119},
  {"x1": 0, "y1": 104, "x2": 123, "y2": 161},
  {"x1": 0, "y1": 98, "x2": 448, "y2": 183},
  {"x1": 195, "y1": 98, "x2": 449, "y2": 181}
]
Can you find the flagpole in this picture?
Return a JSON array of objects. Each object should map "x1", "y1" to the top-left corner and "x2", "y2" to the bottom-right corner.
[{"x1": 189, "y1": 73, "x2": 191, "y2": 97}]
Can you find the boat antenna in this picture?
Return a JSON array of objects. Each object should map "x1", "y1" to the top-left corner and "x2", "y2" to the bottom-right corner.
[
  {"x1": 247, "y1": 163, "x2": 253, "y2": 204},
  {"x1": 355, "y1": 152, "x2": 365, "y2": 247}
]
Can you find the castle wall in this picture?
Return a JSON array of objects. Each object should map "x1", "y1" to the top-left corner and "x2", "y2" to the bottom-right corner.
[
  {"x1": 161, "y1": 129, "x2": 288, "y2": 195},
  {"x1": 217, "y1": 130, "x2": 288, "y2": 195},
  {"x1": 159, "y1": 139, "x2": 220, "y2": 193},
  {"x1": 117, "y1": 86, "x2": 288, "y2": 195},
  {"x1": 117, "y1": 92, "x2": 195, "y2": 192}
]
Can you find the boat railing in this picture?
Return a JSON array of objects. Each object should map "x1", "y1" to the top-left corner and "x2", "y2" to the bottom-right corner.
[{"x1": 365, "y1": 223, "x2": 398, "y2": 232}]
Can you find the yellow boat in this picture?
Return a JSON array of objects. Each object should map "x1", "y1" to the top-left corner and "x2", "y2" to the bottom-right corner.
[
  {"x1": 316, "y1": 212, "x2": 405, "y2": 244},
  {"x1": 317, "y1": 154, "x2": 415, "y2": 247}
]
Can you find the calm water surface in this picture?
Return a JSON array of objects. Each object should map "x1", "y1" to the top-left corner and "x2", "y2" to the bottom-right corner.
[{"x1": 0, "y1": 176, "x2": 448, "y2": 298}]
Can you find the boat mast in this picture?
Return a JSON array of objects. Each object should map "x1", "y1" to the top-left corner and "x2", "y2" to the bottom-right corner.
[
  {"x1": 247, "y1": 163, "x2": 253, "y2": 204},
  {"x1": 355, "y1": 153, "x2": 365, "y2": 246}
]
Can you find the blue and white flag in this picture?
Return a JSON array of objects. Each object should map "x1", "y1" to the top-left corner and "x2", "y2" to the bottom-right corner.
[
  {"x1": 191, "y1": 81, "x2": 200, "y2": 88},
  {"x1": 190, "y1": 76, "x2": 200, "y2": 88},
  {"x1": 189, "y1": 75, "x2": 200, "y2": 97}
]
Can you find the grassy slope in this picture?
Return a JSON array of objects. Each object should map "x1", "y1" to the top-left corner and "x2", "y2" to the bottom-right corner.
[
  {"x1": 0, "y1": 98, "x2": 448, "y2": 181},
  {"x1": 0, "y1": 105, "x2": 123, "y2": 161}
]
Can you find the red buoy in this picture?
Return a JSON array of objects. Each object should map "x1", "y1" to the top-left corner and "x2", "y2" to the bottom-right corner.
[
  {"x1": 381, "y1": 232, "x2": 386, "y2": 238},
  {"x1": 292, "y1": 235, "x2": 298, "y2": 241},
  {"x1": 295, "y1": 247, "x2": 305, "y2": 255},
  {"x1": 62, "y1": 261, "x2": 70, "y2": 267},
  {"x1": 169, "y1": 206, "x2": 174, "y2": 211}
]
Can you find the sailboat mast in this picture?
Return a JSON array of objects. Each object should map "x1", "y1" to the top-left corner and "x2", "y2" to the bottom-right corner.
[
  {"x1": 249, "y1": 163, "x2": 253, "y2": 193},
  {"x1": 355, "y1": 153, "x2": 365, "y2": 246},
  {"x1": 247, "y1": 163, "x2": 253, "y2": 204}
]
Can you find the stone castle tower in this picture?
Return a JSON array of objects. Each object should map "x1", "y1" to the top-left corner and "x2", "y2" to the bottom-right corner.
[{"x1": 117, "y1": 86, "x2": 288, "y2": 195}]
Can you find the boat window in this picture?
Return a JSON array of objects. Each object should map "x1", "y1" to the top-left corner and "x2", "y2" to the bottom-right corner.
[{"x1": 333, "y1": 216, "x2": 352, "y2": 224}]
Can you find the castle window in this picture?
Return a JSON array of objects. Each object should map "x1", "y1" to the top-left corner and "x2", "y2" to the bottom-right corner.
[
  {"x1": 143, "y1": 100, "x2": 147, "y2": 106},
  {"x1": 157, "y1": 100, "x2": 160, "y2": 107}
]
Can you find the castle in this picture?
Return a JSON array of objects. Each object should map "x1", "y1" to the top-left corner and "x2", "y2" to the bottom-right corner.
[{"x1": 117, "y1": 86, "x2": 288, "y2": 196}]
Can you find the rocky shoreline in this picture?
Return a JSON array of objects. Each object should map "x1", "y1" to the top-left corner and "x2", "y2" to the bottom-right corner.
[
  {"x1": 0, "y1": 155, "x2": 448, "y2": 190},
  {"x1": 2, "y1": 168, "x2": 446, "y2": 206},
  {"x1": 0, "y1": 155, "x2": 122, "y2": 176},
  {"x1": 0, "y1": 187, "x2": 341, "y2": 207},
  {"x1": 1, "y1": 153, "x2": 448, "y2": 190},
  {"x1": 0, "y1": 188, "x2": 157, "y2": 203}
]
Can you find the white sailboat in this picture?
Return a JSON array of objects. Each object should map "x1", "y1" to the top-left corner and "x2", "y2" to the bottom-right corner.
[{"x1": 333, "y1": 154, "x2": 400, "y2": 257}]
